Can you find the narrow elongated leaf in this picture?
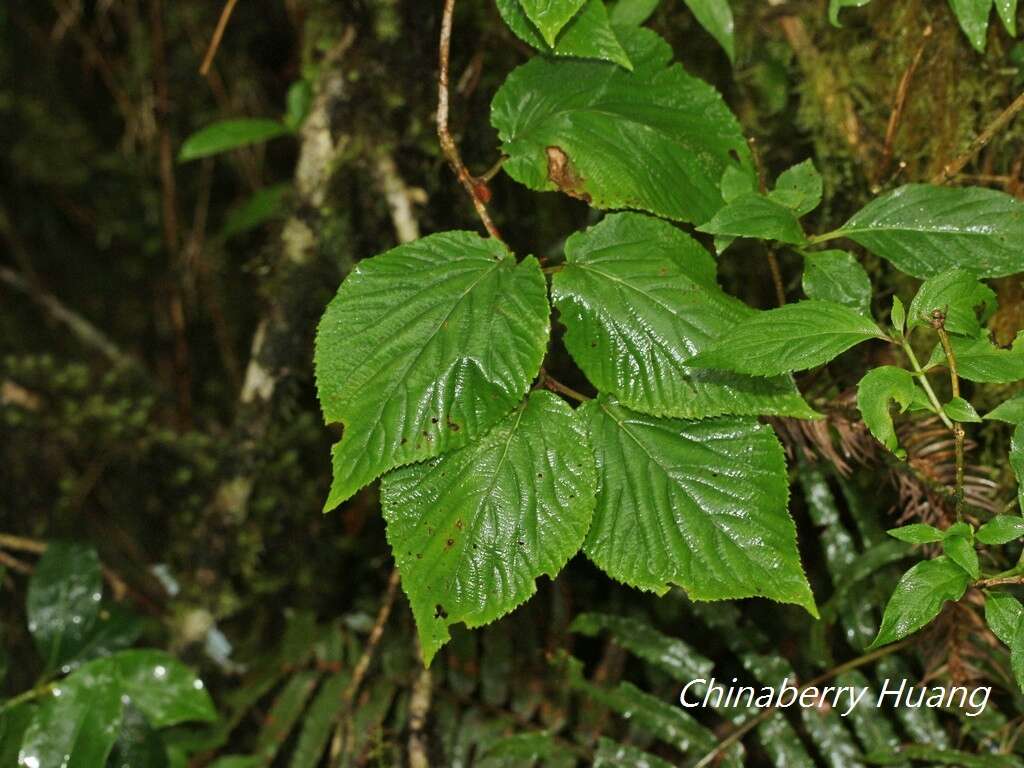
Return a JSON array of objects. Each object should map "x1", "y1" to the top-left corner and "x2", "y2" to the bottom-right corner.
[
  {"x1": 977, "y1": 515, "x2": 1024, "y2": 545},
  {"x1": 492, "y1": 26, "x2": 754, "y2": 224},
  {"x1": 867, "y1": 745, "x2": 1022, "y2": 768},
  {"x1": 697, "y1": 194, "x2": 806, "y2": 245},
  {"x1": 835, "y1": 185, "x2": 1024, "y2": 278},
  {"x1": 907, "y1": 269, "x2": 995, "y2": 337},
  {"x1": 802, "y1": 251, "x2": 872, "y2": 315},
  {"x1": 949, "y1": 0, "x2": 992, "y2": 52},
  {"x1": 178, "y1": 119, "x2": 290, "y2": 162},
  {"x1": 985, "y1": 392, "x2": 1024, "y2": 423},
  {"x1": 942, "y1": 534, "x2": 979, "y2": 578},
  {"x1": 569, "y1": 612, "x2": 712, "y2": 679},
  {"x1": 255, "y1": 670, "x2": 320, "y2": 761},
  {"x1": 1013, "y1": 423, "x2": 1024, "y2": 510},
  {"x1": 996, "y1": 0, "x2": 1018, "y2": 34},
  {"x1": 870, "y1": 556, "x2": 970, "y2": 647},
  {"x1": 891, "y1": 296, "x2": 907, "y2": 334},
  {"x1": 582, "y1": 396, "x2": 817, "y2": 614},
  {"x1": 594, "y1": 739, "x2": 675, "y2": 768},
  {"x1": 1013, "y1": 618, "x2": 1024, "y2": 691},
  {"x1": 928, "y1": 334, "x2": 1024, "y2": 383},
  {"x1": 26, "y1": 541, "x2": 102, "y2": 671},
  {"x1": 689, "y1": 300, "x2": 885, "y2": 376},
  {"x1": 382, "y1": 391, "x2": 595, "y2": 665},
  {"x1": 681, "y1": 0, "x2": 734, "y2": 61},
  {"x1": 770, "y1": 159, "x2": 823, "y2": 216},
  {"x1": 552, "y1": 214, "x2": 815, "y2": 419},
  {"x1": 986, "y1": 591, "x2": 1024, "y2": 645},
  {"x1": 887, "y1": 523, "x2": 944, "y2": 544},
  {"x1": 496, "y1": 0, "x2": 631, "y2": 68},
  {"x1": 518, "y1": 0, "x2": 587, "y2": 44},
  {"x1": 221, "y1": 184, "x2": 289, "y2": 240},
  {"x1": 315, "y1": 232, "x2": 549, "y2": 509},
  {"x1": 288, "y1": 672, "x2": 349, "y2": 768}
]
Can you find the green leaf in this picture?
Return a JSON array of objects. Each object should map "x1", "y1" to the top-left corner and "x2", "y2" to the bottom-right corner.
[
  {"x1": 828, "y1": 0, "x2": 872, "y2": 26},
  {"x1": 517, "y1": 0, "x2": 587, "y2": 45},
  {"x1": 681, "y1": 0, "x2": 735, "y2": 62},
  {"x1": 609, "y1": 0, "x2": 661, "y2": 24},
  {"x1": 107, "y1": 705, "x2": 170, "y2": 768},
  {"x1": 0, "y1": 704, "x2": 32, "y2": 768},
  {"x1": 942, "y1": 534, "x2": 979, "y2": 579},
  {"x1": 943, "y1": 396, "x2": 981, "y2": 423},
  {"x1": 569, "y1": 612, "x2": 712, "y2": 678},
  {"x1": 581, "y1": 396, "x2": 817, "y2": 615},
  {"x1": 720, "y1": 164, "x2": 756, "y2": 203},
  {"x1": 866, "y1": 745, "x2": 1022, "y2": 768},
  {"x1": 834, "y1": 184, "x2": 1024, "y2": 278},
  {"x1": 19, "y1": 658, "x2": 124, "y2": 768},
  {"x1": 495, "y1": 0, "x2": 632, "y2": 68},
  {"x1": 1013, "y1": 423, "x2": 1024, "y2": 511},
  {"x1": 697, "y1": 194, "x2": 806, "y2": 245},
  {"x1": 886, "y1": 523, "x2": 944, "y2": 544},
  {"x1": 997, "y1": 0, "x2": 1018, "y2": 34},
  {"x1": 27, "y1": 541, "x2": 102, "y2": 671},
  {"x1": 802, "y1": 250, "x2": 872, "y2": 316},
  {"x1": 284, "y1": 80, "x2": 313, "y2": 132},
  {"x1": 858, "y1": 367, "x2": 926, "y2": 458},
  {"x1": 870, "y1": 556, "x2": 970, "y2": 647},
  {"x1": 315, "y1": 232, "x2": 549, "y2": 510},
  {"x1": 769, "y1": 159, "x2": 823, "y2": 217},
  {"x1": 985, "y1": 591, "x2": 1023, "y2": 645},
  {"x1": 985, "y1": 392, "x2": 1024, "y2": 423},
  {"x1": 178, "y1": 119, "x2": 291, "y2": 162},
  {"x1": 109, "y1": 650, "x2": 217, "y2": 727},
  {"x1": 949, "y1": 0, "x2": 992, "y2": 52},
  {"x1": 288, "y1": 672, "x2": 349, "y2": 768},
  {"x1": 382, "y1": 391, "x2": 595, "y2": 665},
  {"x1": 221, "y1": 184, "x2": 289, "y2": 240},
  {"x1": 891, "y1": 295, "x2": 907, "y2": 335},
  {"x1": 977, "y1": 515, "x2": 1024, "y2": 545},
  {"x1": 928, "y1": 334, "x2": 1024, "y2": 383},
  {"x1": 255, "y1": 670, "x2": 319, "y2": 761},
  {"x1": 1013, "y1": 617, "x2": 1024, "y2": 692},
  {"x1": 594, "y1": 739, "x2": 676, "y2": 768},
  {"x1": 907, "y1": 269, "x2": 996, "y2": 337},
  {"x1": 688, "y1": 300, "x2": 885, "y2": 376},
  {"x1": 492, "y1": 26, "x2": 754, "y2": 225},
  {"x1": 551, "y1": 214, "x2": 815, "y2": 419}
]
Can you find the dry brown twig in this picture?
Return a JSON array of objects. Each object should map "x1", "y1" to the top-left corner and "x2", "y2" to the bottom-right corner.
[
  {"x1": 933, "y1": 89, "x2": 1024, "y2": 184},
  {"x1": 438, "y1": 0, "x2": 502, "y2": 240},
  {"x1": 199, "y1": 0, "x2": 240, "y2": 76}
]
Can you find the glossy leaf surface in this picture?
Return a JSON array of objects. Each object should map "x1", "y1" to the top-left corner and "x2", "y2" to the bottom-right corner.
[
  {"x1": 552, "y1": 214, "x2": 815, "y2": 418},
  {"x1": 907, "y1": 268, "x2": 995, "y2": 337},
  {"x1": 382, "y1": 391, "x2": 595, "y2": 665},
  {"x1": 316, "y1": 232, "x2": 549, "y2": 509},
  {"x1": 870, "y1": 556, "x2": 969, "y2": 647},
  {"x1": 802, "y1": 250, "x2": 872, "y2": 315},
  {"x1": 681, "y1": 0, "x2": 735, "y2": 61},
  {"x1": 496, "y1": 0, "x2": 631, "y2": 67},
  {"x1": 581, "y1": 396, "x2": 816, "y2": 614},
  {"x1": 518, "y1": 0, "x2": 588, "y2": 45}
]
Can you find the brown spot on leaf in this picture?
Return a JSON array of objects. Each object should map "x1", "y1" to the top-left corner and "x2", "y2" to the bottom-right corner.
[
  {"x1": 434, "y1": 604, "x2": 448, "y2": 619},
  {"x1": 546, "y1": 146, "x2": 592, "y2": 203}
]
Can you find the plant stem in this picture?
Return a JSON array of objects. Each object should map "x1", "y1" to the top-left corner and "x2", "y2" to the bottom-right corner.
[
  {"x1": 542, "y1": 374, "x2": 591, "y2": 403},
  {"x1": 900, "y1": 336, "x2": 953, "y2": 429},
  {"x1": 437, "y1": 0, "x2": 502, "y2": 240},
  {"x1": 0, "y1": 682, "x2": 55, "y2": 714},
  {"x1": 694, "y1": 639, "x2": 913, "y2": 768},
  {"x1": 933, "y1": 320, "x2": 965, "y2": 519}
]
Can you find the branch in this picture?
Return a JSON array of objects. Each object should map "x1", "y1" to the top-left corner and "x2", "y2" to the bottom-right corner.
[
  {"x1": 437, "y1": 0, "x2": 502, "y2": 240},
  {"x1": 932, "y1": 89, "x2": 1024, "y2": 184},
  {"x1": 199, "y1": 0, "x2": 240, "y2": 76},
  {"x1": 932, "y1": 312, "x2": 965, "y2": 519}
]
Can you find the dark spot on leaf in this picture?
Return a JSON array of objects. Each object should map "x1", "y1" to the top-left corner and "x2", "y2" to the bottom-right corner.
[
  {"x1": 434, "y1": 604, "x2": 448, "y2": 619},
  {"x1": 446, "y1": 537, "x2": 455, "y2": 548},
  {"x1": 416, "y1": 553, "x2": 423, "y2": 559},
  {"x1": 401, "y1": 437, "x2": 407, "y2": 445},
  {"x1": 590, "y1": 341, "x2": 597, "y2": 348},
  {"x1": 431, "y1": 417, "x2": 438, "y2": 424},
  {"x1": 546, "y1": 146, "x2": 592, "y2": 203},
  {"x1": 517, "y1": 539, "x2": 525, "y2": 546},
  {"x1": 447, "y1": 419, "x2": 461, "y2": 432},
  {"x1": 455, "y1": 519, "x2": 463, "y2": 530},
  {"x1": 537, "y1": 472, "x2": 543, "y2": 478}
]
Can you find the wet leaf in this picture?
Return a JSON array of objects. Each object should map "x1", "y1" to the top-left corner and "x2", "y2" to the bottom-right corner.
[
  {"x1": 496, "y1": 0, "x2": 631, "y2": 68},
  {"x1": 870, "y1": 556, "x2": 970, "y2": 647},
  {"x1": 517, "y1": 0, "x2": 587, "y2": 45},
  {"x1": 110, "y1": 650, "x2": 217, "y2": 728},
  {"x1": 907, "y1": 269, "x2": 995, "y2": 337},
  {"x1": 985, "y1": 591, "x2": 1023, "y2": 645},
  {"x1": 697, "y1": 193, "x2": 806, "y2": 245},
  {"x1": 802, "y1": 250, "x2": 872, "y2": 316},
  {"x1": 681, "y1": 0, "x2": 734, "y2": 62}
]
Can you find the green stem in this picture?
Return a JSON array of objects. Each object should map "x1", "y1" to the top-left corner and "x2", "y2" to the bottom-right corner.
[
  {"x1": 934, "y1": 322, "x2": 965, "y2": 519},
  {"x1": 900, "y1": 336, "x2": 954, "y2": 429},
  {"x1": 0, "y1": 682, "x2": 54, "y2": 714}
]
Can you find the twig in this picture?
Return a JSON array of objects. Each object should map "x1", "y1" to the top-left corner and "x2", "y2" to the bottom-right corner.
[
  {"x1": 328, "y1": 568, "x2": 401, "y2": 767},
  {"x1": 932, "y1": 89, "x2": 1024, "y2": 184},
  {"x1": 199, "y1": 0, "x2": 240, "y2": 76},
  {"x1": 876, "y1": 26, "x2": 931, "y2": 186},
  {"x1": 437, "y1": 0, "x2": 502, "y2": 240},
  {"x1": 407, "y1": 639, "x2": 433, "y2": 768},
  {"x1": 932, "y1": 313, "x2": 965, "y2": 519},
  {"x1": 0, "y1": 265, "x2": 136, "y2": 369},
  {"x1": 979, "y1": 575, "x2": 1024, "y2": 588},
  {"x1": 541, "y1": 372, "x2": 591, "y2": 403},
  {"x1": 0, "y1": 551, "x2": 32, "y2": 575},
  {"x1": 694, "y1": 638, "x2": 913, "y2": 768},
  {"x1": 900, "y1": 335, "x2": 954, "y2": 430}
]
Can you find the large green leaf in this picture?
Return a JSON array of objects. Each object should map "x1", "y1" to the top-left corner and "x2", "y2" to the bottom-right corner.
[
  {"x1": 178, "y1": 118, "x2": 291, "y2": 162},
  {"x1": 681, "y1": 0, "x2": 734, "y2": 62},
  {"x1": 315, "y1": 232, "x2": 549, "y2": 509},
  {"x1": 110, "y1": 650, "x2": 217, "y2": 728},
  {"x1": 833, "y1": 185, "x2": 1024, "y2": 278},
  {"x1": 907, "y1": 269, "x2": 995, "y2": 337},
  {"x1": 492, "y1": 26, "x2": 754, "y2": 224},
  {"x1": 857, "y1": 366, "x2": 928, "y2": 458},
  {"x1": 870, "y1": 556, "x2": 970, "y2": 647},
  {"x1": 518, "y1": 0, "x2": 588, "y2": 44},
  {"x1": 26, "y1": 541, "x2": 102, "y2": 671},
  {"x1": 688, "y1": 300, "x2": 886, "y2": 376},
  {"x1": 551, "y1": 214, "x2": 815, "y2": 419},
  {"x1": 949, "y1": 0, "x2": 992, "y2": 52},
  {"x1": 581, "y1": 396, "x2": 817, "y2": 614},
  {"x1": 696, "y1": 194, "x2": 806, "y2": 245},
  {"x1": 986, "y1": 591, "x2": 1024, "y2": 645},
  {"x1": 382, "y1": 391, "x2": 595, "y2": 665},
  {"x1": 977, "y1": 515, "x2": 1024, "y2": 545},
  {"x1": 496, "y1": 0, "x2": 632, "y2": 68},
  {"x1": 802, "y1": 250, "x2": 872, "y2": 316}
]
